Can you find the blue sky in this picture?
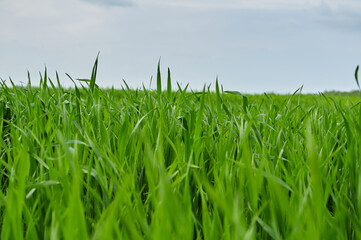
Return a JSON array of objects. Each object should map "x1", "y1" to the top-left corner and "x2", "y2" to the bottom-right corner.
[{"x1": 1, "y1": 0, "x2": 360, "y2": 93}]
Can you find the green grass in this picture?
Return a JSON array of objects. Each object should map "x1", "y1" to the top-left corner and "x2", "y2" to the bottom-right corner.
[{"x1": 0, "y1": 60, "x2": 361, "y2": 239}]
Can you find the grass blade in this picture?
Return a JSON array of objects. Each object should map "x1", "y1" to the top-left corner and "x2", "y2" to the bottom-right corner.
[
  {"x1": 356, "y1": 65, "x2": 360, "y2": 90},
  {"x1": 90, "y1": 53, "x2": 99, "y2": 93},
  {"x1": 167, "y1": 67, "x2": 172, "y2": 99},
  {"x1": 157, "y1": 59, "x2": 162, "y2": 96}
]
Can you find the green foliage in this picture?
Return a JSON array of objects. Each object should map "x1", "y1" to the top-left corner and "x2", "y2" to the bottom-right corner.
[{"x1": 0, "y1": 62, "x2": 361, "y2": 239}]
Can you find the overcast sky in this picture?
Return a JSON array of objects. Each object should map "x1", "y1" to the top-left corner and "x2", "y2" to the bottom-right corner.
[{"x1": 1, "y1": 0, "x2": 361, "y2": 93}]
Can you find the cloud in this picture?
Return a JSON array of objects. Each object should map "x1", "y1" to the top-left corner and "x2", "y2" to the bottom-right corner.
[
  {"x1": 311, "y1": 2, "x2": 361, "y2": 33},
  {"x1": 143, "y1": 0, "x2": 318, "y2": 10},
  {"x1": 0, "y1": 0, "x2": 117, "y2": 47},
  {"x1": 82, "y1": 0, "x2": 134, "y2": 7},
  {"x1": 143, "y1": 0, "x2": 361, "y2": 11}
]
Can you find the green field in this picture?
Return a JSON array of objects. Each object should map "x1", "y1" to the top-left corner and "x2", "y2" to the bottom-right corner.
[{"x1": 1, "y1": 61, "x2": 361, "y2": 239}]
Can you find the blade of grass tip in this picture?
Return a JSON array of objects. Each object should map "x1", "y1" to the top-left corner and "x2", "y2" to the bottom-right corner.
[
  {"x1": 215, "y1": 77, "x2": 222, "y2": 115},
  {"x1": 48, "y1": 77, "x2": 56, "y2": 90},
  {"x1": 225, "y1": 90, "x2": 242, "y2": 96},
  {"x1": 90, "y1": 52, "x2": 99, "y2": 93},
  {"x1": 39, "y1": 72, "x2": 43, "y2": 87},
  {"x1": 299, "y1": 84, "x2": 304, "y2": 93},
  {"x1": 27, "y1": 71, "x2": 31, "y2": 87},
  {"x1": 27, "y1": 71, "x2": 32, "y2": 95},
  {"x1": 355, "y1": 65, "x2": 360, "y2": 90},
  {"x1": 43, "y1": 66, "x2": 48, "y2": 89},
  {"x1": 56, "y1": 71, "x2": 64, "y2": 97},
  {"x1": 9, "y1": 77, "x2": 17, "y2": 89},
  {"x1": 183, "y1": 83, "x2": 189, "y2": 92},
  {"x1": 157, "y1": 59, "x2": 162, "y2": 97},
  {"x1": 148, "y1": 75, "x2": 153, "y2": 89},
  {"x1": 291, "y1": 85, "x2": 303, "y2": 96},
  {"x1": 66, "y1": 73, "x2": 77, "y2": 86},
  {"x1": 176, "y1": 82, "x2": 183, "y2": 93},
  {"x1": 215, "y1": 77, "x2": 220, "y2": 97},
  {"x1": 76, "y1": 78, "x2": 91, "y2": 83},
  {"x1": 207, "y1": 83, "x2": 212, "y2": 93},
  {"x1": 264, "y1": 92, "x2": 274, "y2": 104},
  {"x1": 167, "y1": 68, "x2": 172, "y2": 99},
  {"x1": 122, "y1": 79, "x2": 130, "y2": 91},
  {"x1": 244, "y1": 95, "x2": 249, "y2": 111},
  {"x1": 56, "y1": 71, "x2": 61, "y2": 88}
]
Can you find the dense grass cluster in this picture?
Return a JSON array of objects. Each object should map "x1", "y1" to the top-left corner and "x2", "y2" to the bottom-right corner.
[{"x1": 1, "y1": 61, "x2": 361, "y2": 239}]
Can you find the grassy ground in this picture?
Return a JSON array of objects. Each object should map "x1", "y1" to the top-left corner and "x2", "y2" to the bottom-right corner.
[{"x1": 1, "y1": 61, "x2": 361, "y2": 239}]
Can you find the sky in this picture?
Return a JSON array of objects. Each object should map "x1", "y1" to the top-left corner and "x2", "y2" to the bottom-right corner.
[{"x1": 1, "y1": 0, "x2": 361, "y2": 93}]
